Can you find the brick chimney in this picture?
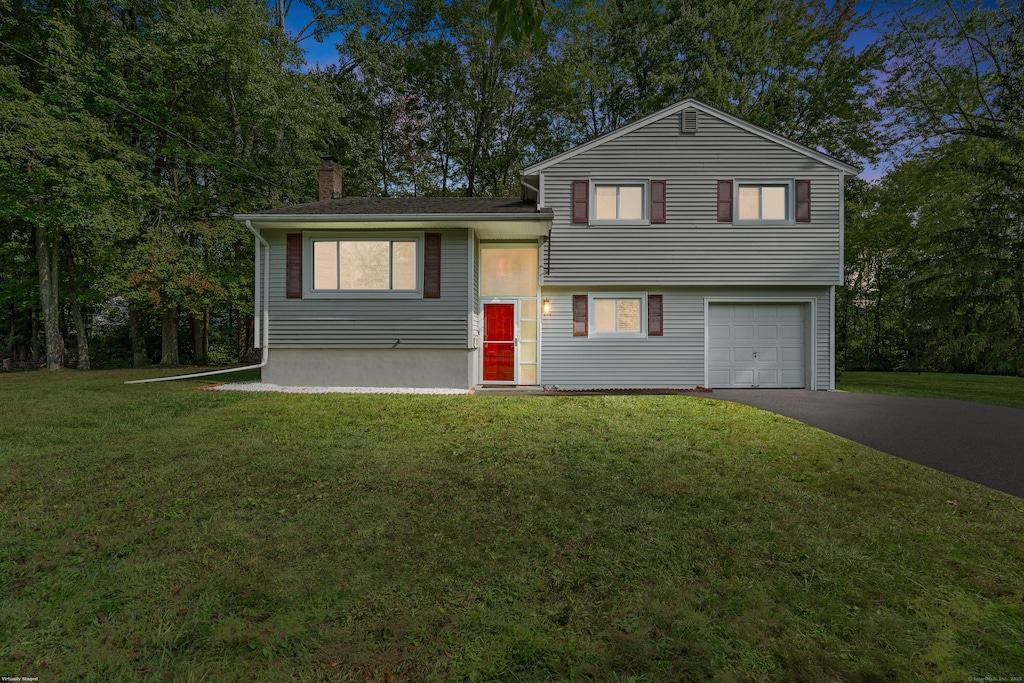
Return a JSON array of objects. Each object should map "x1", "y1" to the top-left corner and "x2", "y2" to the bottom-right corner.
[{"x1": 318, "y1": 156, "x2": 342, "y2": 201}]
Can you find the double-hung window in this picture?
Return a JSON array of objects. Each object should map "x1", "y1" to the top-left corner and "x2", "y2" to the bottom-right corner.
[
  {"x1": 309, "y1": 234, "x2": 422, "y2": 297},
  {"x1": 734, "y1": 180, "x2": 794, "y2": 224},
  {"x1": 592, "y1": 181, "x2": 648, "y2": 224},
  {"x1": 591, "y1": 292, "x2": 646, "y2": 337}
]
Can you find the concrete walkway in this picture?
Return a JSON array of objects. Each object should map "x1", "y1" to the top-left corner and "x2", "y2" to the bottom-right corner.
[{"x1": 710, "y1": 390, "x2": 1024, "y2": 499}]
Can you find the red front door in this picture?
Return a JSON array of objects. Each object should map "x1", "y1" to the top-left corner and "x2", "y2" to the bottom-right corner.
[{"x1": 483, "y1": 303, "x2": 516, "y2": 382}]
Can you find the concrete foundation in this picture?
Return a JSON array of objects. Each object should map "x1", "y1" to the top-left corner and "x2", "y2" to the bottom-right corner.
[{"x1": 262, "y1": 348, "x2": 474, "y2": 389}]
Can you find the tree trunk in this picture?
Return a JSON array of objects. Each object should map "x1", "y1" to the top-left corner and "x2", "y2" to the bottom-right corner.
[
  {"x1": 160, "y1": 306, "x2": 179, "y2": 367},
  {"x1": 30, "y1": 307, "x2": 41, "y2": 364},
  {"x1": 237, "y1": 312, "x2": 257, "y2": 364},
  {"x1": 65, "y1": 241, "x2": 90, "y2": 370},
  {"x1": 129, "y1": 307, "x2": 148, "y2": 368},
  {"x1": 69, "y1": 296, "x2": 90, "y2": 371},
  {"x1": 191, "y1": 314, "x2": 207, "y2": 366},
  {"x1": 204, "y1": 307, "x2": 210, "y2": 363},
  {"x1": 34, "y1": 226, "x2": 64, "y2": 370}
]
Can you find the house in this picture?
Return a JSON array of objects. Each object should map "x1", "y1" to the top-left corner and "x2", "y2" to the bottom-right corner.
[{"x1": 234, "y1": 99, "x2": 859, "y2": 390}]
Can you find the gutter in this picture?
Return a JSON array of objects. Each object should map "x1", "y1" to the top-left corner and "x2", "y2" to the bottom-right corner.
[
  {"x1": 124, "y1": 221, "x2": 271, "y2": 385},
  {"x1": 233, "y1": 212, "x2": 552, "y2": 222}
]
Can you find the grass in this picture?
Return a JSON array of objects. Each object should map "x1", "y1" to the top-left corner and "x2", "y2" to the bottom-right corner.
[
  {"x1": 837, "y1": 371, "x2": 1024, "y2": 409},
  {"x1": 2, "y1": 370, "x2": 1023, "y2": 682}
]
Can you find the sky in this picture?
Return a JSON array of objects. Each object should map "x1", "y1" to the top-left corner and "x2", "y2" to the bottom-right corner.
[{"x1": 282, "y1": 0, "x2": 893, "y2": 182}]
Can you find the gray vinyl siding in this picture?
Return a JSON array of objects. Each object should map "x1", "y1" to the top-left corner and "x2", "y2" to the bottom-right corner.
[
  {"x1": 541, "y1": 112, "x2": 843, "y2": 285},
  {"x1": 265, "y1": 228, "x2": 470, "y2": 348},
  {"x1": 540, "y1": 286, "x2": 831, "y2": 390}
]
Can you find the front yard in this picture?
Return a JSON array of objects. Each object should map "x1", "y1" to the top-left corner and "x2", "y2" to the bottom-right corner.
[{"x1": 1, "y1": 370, "x2": 1023, "y2": 681}]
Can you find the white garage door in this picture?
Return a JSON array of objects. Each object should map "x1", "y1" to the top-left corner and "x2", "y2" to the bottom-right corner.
[{"x1": 707, "y1": 303, "x2": 807, "y2": 388}]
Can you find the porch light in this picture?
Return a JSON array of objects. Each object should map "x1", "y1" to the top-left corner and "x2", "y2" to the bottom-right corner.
[{"x1": 542, "y1": 298, "x2": 551, "y2": 316}]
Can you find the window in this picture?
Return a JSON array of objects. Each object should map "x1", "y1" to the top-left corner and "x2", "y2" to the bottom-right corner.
[
  {"x1": 734, "y1": 181, "x2": 793, "y2": 223},
  {"x1": 592, "y1": 181, "x2": 648, "y2": 223},
  {"x1": 590, "y1": 293, "x2": 647, "y2": 337},
  {"x1": 309, "y1": 235, "x2": 421, "y2": 296},
  {"x1": 480, "y1": 245, "x2": 538, "y2": 297}
]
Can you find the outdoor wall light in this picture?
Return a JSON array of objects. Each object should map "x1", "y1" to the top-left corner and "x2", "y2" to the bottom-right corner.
[{"x1": 542, "y1": 298, "x2": 552, "y2": 316}]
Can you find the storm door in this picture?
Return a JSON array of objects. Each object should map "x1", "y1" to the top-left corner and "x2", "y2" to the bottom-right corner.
[{"x1": 483, "y1": 301, "x2": 517, "y2": 383}]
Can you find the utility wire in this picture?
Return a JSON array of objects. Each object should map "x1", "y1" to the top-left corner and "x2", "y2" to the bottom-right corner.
[{"x1": 0, "y1": 38, "x2": 282, "y2": 190}]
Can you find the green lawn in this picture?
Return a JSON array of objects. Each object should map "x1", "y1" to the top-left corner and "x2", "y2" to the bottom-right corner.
[
  {"x1": 2, "y1": 370, "x2": 1023, "y2": 682},
  {"x1": 838, "y1": 371, "x2": 1024, "y2": 409}
]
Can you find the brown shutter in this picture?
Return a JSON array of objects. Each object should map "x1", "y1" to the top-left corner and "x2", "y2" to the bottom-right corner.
[
  {"x1": 651, "y1": 180, "x2": 666, "y2": 223},
  {"x1": 286, "y1": 233, "x2": 302, "y2": 299},
  {"x1": 648, "y1": 294, "x2": 663, "y2": 336},
  {"x1": 572, "y1": 180, "x2": 589, "y2": 223},
  {"x1": 717, "y1": 180, "x2": 733, "y2": 222},
  {"x1": 795, "y1": 179, "x2": 811, "y2": 223},
  {"x1": 572, "y1": 295, "x2": 588, "y2": 337},
  {"x1": 423, "y1": 232, "x2": 441, "y2": 298}
]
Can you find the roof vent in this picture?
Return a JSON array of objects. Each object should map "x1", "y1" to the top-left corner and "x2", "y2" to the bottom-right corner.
[{"x1": 680, "y1": 109, "x2": 698, "y2": 134}]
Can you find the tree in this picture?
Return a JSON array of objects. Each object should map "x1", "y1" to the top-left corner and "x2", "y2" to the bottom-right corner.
[
  {"x1": 0, "y1": 14, "x2": 144, "y2": 370},
  {"x1": 857, "y1": 0, "x2": 1024, "y2": 374}
]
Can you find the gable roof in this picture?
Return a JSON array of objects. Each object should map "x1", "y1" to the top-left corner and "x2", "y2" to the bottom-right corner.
[{"x1": 521, "y1": 98, "x2": 862, "y2": 176}]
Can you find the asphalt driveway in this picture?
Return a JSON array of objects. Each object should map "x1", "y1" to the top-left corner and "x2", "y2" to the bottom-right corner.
[{"x1": 710, "y1": 389, "x2": 1024, "y2": 499}]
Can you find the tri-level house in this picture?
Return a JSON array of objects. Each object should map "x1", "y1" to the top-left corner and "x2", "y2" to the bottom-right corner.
[{"x1": 235, "y1": 99, "x2": 859, "y2": 390}]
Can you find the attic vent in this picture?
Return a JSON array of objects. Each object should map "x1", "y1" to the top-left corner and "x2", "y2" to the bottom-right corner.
[{"x1": 680, "y1": 109, "x2": 698, "y2": 134}]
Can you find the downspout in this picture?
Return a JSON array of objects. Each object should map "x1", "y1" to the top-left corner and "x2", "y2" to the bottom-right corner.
[{"x1": 125, "y1": 221, "x2": 271, "y2": 384}]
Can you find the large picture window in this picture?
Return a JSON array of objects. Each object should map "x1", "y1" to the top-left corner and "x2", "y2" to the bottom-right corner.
[{"x1": 310, "y1": 236, "x2": 420, "y2": 294}]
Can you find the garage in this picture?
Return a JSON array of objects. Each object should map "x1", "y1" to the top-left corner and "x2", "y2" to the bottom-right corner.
[{"x1": 707, "y1": 303, "x2": 808, "y2": 388}]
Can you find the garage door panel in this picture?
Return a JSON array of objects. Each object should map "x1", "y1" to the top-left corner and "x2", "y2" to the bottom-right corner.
[
  {"x1": 732, "y1": 305, "x2": 754, "y2": 320},
  {"x1": 781, "y1": 346, "x2": 803, "y2": 362},
  {"x1": 708, "y1": 303, "x2": 807, "y2": 388},
  {"x1": 782, "y1": 368, "x2": 805, "y2": 384},
  {"x1": 781, "y1": 324, "x2": 803, "y2": 339},
  {"x1": 709, "y1": 324, "x2": 731, "y2": 340},
  {"x1": 709, "y1": 369, "x2": 731, "y2": 385},
  {"x1": 733, "y1": 347, "x2": 755, "y2": 362},
  {"x1": 709, "y1": 306, "x2": 731, "y2": 321},
  {"x1": 733, "y1": 325, "x2": 754, "y2": 340},
  {"x1": 733, "y1": 369, "x2": 755, "y2": 385},
  {"x1": 708, "y1": 347, "x2": 731, "y2": 363}
]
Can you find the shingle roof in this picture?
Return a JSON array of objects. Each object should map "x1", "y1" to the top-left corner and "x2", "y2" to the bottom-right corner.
[{"x1": 249, "y1": 196, "x2": 550, "y2": 216}]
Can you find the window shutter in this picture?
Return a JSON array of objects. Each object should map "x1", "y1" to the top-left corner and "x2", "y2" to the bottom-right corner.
[
  {"x1": 717, "y1": 180, "x2": 733, "y2": 222},
  {"x1": 795, "y1": 180, "x2": 811, "y2": 223},
  {"x1": 648, "y1": 295, "x2": 663, "y2": 336},
  {"x1": 572, "y1": 180, "x2": 589, "y2": 223},
  {"x1": 572, "y1": 295, "x2": 588, "y2": 337},
  {"x1": 286, "y1": 233, "x2": 302, "y2": 299},
  {"x1": 651, "y1": 180, "x2": 666, "y2": 223},
  {"x1": 423, "y1": 232, "x2": 441, "y2": 298}
]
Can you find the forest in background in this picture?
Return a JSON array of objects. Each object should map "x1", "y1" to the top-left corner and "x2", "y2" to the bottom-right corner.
[{"x1": 0, "y1": 0, "x2": 1021, "y2": 374}]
